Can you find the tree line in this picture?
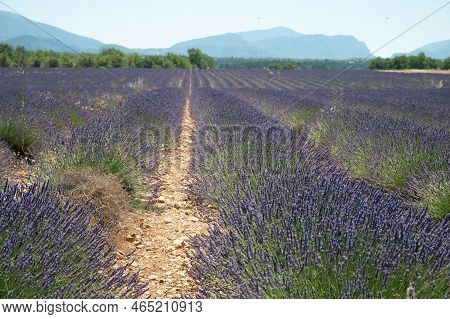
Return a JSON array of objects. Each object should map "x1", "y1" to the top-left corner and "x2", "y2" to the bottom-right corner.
[
  {"x1": 369, "y1": 52, "x2": 450, "y2": 70},
  {"x1": 1, "y1": 44, "x2": 448, "y2": 71},
  {"x1": 217, "y1": 57, "x2": 370, "y2": 70},
  {"x1": 0, "y1": 45, "x2": 216, "y2": 69}
]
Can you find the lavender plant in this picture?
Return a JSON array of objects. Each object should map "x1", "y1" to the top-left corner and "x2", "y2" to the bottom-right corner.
[
  {"x1": 0, "y1": 182, "x2": 146, "y2": 298},
  {"x1": 231, "y1": 84, "x2": 449, "y2": 219},
  {"x1": 189, "y1": 87, "x2": 449, "y2": 298}
]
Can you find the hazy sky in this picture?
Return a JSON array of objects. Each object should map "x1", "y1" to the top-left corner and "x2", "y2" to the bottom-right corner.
[{"x1": 1, "y1": 0, "x2": 449, "y2": 57}]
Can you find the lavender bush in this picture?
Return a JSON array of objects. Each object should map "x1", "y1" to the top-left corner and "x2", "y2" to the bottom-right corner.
[
  {"x1": 230, "y1": 85, "x2": 449, "y2": 219},
  {"x1": 189, "y1": 87, "x2": 449, "y2": 298},
  {"x1": 0, "y1": 182, "x2": 146, "y2": 298}
]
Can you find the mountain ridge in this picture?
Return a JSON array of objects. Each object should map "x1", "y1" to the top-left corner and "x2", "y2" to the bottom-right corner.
[
  {"x1": 393, "y1": 39, "x2": 450, "y2": 59},
  {"x1": 2, "y1": 10, "x2": 447, "y2": 59}
]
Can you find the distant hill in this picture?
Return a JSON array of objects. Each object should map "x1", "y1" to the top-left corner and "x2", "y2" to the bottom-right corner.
[
  {"x1": 0, "y1": 9, "x2": 410, "y2": 59},
  {"x1": 0, "y1": 10, "x2": 103, "y2": 52},
  {"x1": 238, "y1": 27, "x2": 301, "y2": 42},
  {"x1": 4, "y1": 35, "x2": 68, "y2": 52},
  {"x1": 408, "y1": 40, "x2": 450, "y2": 59},
  {"x1": 163, "y1": 28, "x2": 372, "y2": 59},
  {"x1": 394, "y1": 40, "x2": 450, "y2": 59}
]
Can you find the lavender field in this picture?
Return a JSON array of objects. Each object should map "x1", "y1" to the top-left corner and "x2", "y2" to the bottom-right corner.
[{"x1": 0, "y1": 68, "x2": 448, "y2": 299}]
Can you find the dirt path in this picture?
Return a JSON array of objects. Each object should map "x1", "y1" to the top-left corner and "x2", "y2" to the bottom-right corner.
[{"x1": 117, "y1": 74, "x2": 207, "y2": 298}]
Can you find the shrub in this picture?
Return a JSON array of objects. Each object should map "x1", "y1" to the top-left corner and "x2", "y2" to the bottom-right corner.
[
  {"x1": 56, "y1": 169, "x2": 132, "y2": 232},
  {"x1": 0, "y1": 54, "x2": 10, "y2": 67},
  {"x1": 47, "y1": 148, "x2": 142, "y2": 196},
  {"x1": 189, "y1": 87, "x2": 449, "y2": 299},
  {"x1": 0, "y1": 118, "x2": 42, "y2": 157},
  {"x1": 288, "y1": 108, "x2": 317, "y2": 131},
  {"x1": 48, "y1": 57, "x2": 59, "y2": 68},
  {"x1": 412, "y1": 173, "x2": 450, "y2": 220},
  {"x1": 191, "y1": 147, "x2": 449, "y2": 298},
  {"x1": 69, "y1": 109, "x2": 85, "y2": 127},
  {"x1": 0, "y1": 182, "x2": 146, "y2": 298},
  {"x1": 421, "y1": 181, "x2": 450, "y2": 220}
]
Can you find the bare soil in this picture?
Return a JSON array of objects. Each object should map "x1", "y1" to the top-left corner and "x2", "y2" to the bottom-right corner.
[{"x1": 116, "y1": 76, "x2": 208, "y2": 298}]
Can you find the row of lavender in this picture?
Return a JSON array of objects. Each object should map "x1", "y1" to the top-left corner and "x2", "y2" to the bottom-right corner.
[
  {"x1": 193, "y1": 69, "x2": 449, "y2": 90},
  {"x1": 0, "y1": 68, "x2": 186, "y2": 91},
  {"x1": 0, "y1": 69, "x2": 187, "y2": 298},
  {"x1": 229, "y1": 85, "x2": 449, "y2": 219},
  {"x1": 188, "y1": 86, "x2": 449, "y2": 298}
]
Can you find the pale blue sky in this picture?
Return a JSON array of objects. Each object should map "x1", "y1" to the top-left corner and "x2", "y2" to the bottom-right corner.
[{"x1": 1, "y1": 0, "x2": 449, "y2": 56}]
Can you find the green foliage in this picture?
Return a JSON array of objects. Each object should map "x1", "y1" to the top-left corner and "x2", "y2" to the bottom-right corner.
[
  {"x1": 11, "y1": 46, "x2": 27, "y2": 67},
  {"x1": 349, "y1": 148, "x2": 369, "y2": 178},
  {"x1": 188, "y1": 48, "x2": 216, "y2": 69},
  {"x1": 48, "y1": 57, "x2": 59, "y2": 68},
  {"x1": 141, "y1": 114, "x2": 172, "y2": 146},
  {"x1": 379, "y1": 152, "x2": 411, "y2": 191},
  {"x1": 369, "y1": 52, "x2": 447, "y2": 70},
  {"x1": 60, "y1": 53, "x2": 74, "y2": 67},
  {"x1": 218, "y1": 57, "x2": 370, "y2": 69},
  {"x1": 0, "y1": 54, "x2": 11, "y2": 67},
  {"x1": 368, "y1": 57, "x2": 386, "y2": 70},
  {"x1": 48, "y1": 109, "x2": 84, "y2": 131},
  {"x1": 0, "y1": 45, "x2": 13, "y2": 67},
  {"x1": 309, "y1": 110, "x2": 449, "y2": 220},
  {"x1": 0, "y1": 45, "x2": 213, "y2": 69},
  {"x1": 69, "y1": 109, "x2": 84, "y2": 127},
  {"x1": 77, "y1": 54, "x2": 96, "y2": 67},
  {"x1": 419, "y1": 179, "x2": 450, "y2": 220},
  {"x1": 0, "y1": 118, "x2": 42, "y2": 156},
  {"x1": 0, "y1": 44, "x2": 13, "y2": 56},
  {"x1": 50, "y1": 148, "x2": 141, "y2": 196},
  {"x1": 166, "y1": 53, "x2": 192, "y2": 68},
  {"x1": 442, "y1": 57, "x2": 450, "y2": 70},
  {"x1": 100, "y1": 47, "x2": 124, "y2": 56},
  {"x1": 288, "y1": 108, "x2": 317, "y2": 131}
]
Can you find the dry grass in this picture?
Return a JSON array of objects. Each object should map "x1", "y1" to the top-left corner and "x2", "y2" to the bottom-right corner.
[
  {"x1": 378, "y1": 69, "x2": 450, "y2": 74},
  {"x1": 127, "y1": 78, "x2": 149, "y2": 92},
  {"x1": 0, "y1": 141, "x2": 13, "y2": 179},
  {"x1": 89, "y1": 93, "x2": 126, "y2": 111},
  {"x1": 57, "y1": 168, "x2": 132, "y2": 235}
]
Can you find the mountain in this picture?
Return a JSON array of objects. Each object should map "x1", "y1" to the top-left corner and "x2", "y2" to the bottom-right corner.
[
  {"x1": 4, "y1": 35, "x2": 69, "y2": 52},
  {"x1": 156, "y1": 29, "x2": 371, "y2": 59},
  {"x1": 408, "y1": 40, "x2": 450, "y2": 59},
  {"x1": 0, "y1": 10, "x2": 103, "y2": 52},
  {"x1": 393, "y1": 40, "x2": 450, "y2": 59},
  {"x1": 163, "y1": 33, "x2": 273, "y2": 58},
  {"x1": 1, "y1": 10, "x2": 371, "y2": 59},
  {"x1": 249, "y1": 34, "x2": 370, "y2": 59},
  {"x1": 238, "y1": 26, "x2": 301, "y2": 42}
]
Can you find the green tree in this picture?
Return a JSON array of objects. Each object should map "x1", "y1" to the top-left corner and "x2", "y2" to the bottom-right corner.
[
  {"x1": 391, "y1": 55, "x2": 408, "y2": 69},
  {"x1": 188, "y1": 48, "x2": 216, "y2": 69},
  {"x1": 0, "y1": 54, "x2": 10, "y2": 67},
  {"x1": 167, "y1": 53, "x2": 192, "y2": 68},
  {"x1": 126, "y1": 53, "x2": 142, "y2": 68},
  {"x1": 48, "y1": 57, "x2": 59, "y2": 68},
  {"x1": 100, "y1": 47, "x2": 125, "y2": 56},
  {"x1": 0, "y1": 44, "x2": 13, "y2": 56},
  {"x1": 78, "y1": 54, "x2": 95, "y2": 67},
  {"x1": 98, "y1": 47, "x2": 125, "y2": 68},
  {"x1": 109, "y1": 54, "x2": 124, "y2": 68},
  {"x1": 442, "y1": 57, "x2": 450, "y2": 70},
  {"x1": 60, "y1": 53, "x2": 74, "y2": 67},
  {"x1": 369, "y1": 57, "x2": 386, "y2": 70},
  {"x1": 413, "y1": 52, "x2": 429, "y2": 69},
  {"x1": 96, "y1": 55, "x2": 109, "y2": 67},
  {"x1": 12, "y1": 46, "x2": 28, "y2": 67}
]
